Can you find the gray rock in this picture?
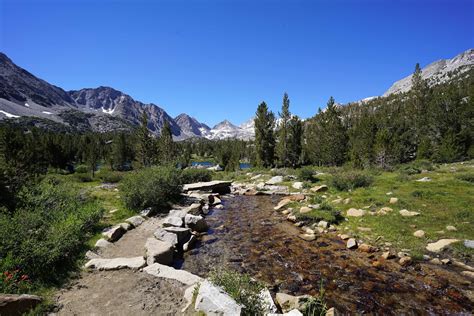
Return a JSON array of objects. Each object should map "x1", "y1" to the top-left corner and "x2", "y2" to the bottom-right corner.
[
  {"x1": 292, "y1": 182, "x2": 304, "y2": 190},
  {"x1": 85, "y1": 250, "x2": 100, "y2": 260},
  {"x1": 102, "y1": 225, "x2": 125, "y2": 242},
  {"x1": 119, "y1": 222, "x2": 133, "y2": 231},
  {"x1": 275, "y1": 293, "x2": 309, "y2": 313},
  {"x1": 183, "y1": 203, "x2": 202, "y2": 214},
  {"x1": 464, "y1": 240, "x2": 474, "y2": 249},
  {"x1": 164, "y1": 226, "x2": 192, "y2": 244},
  {"x1": 426, "y1": 239, "x2": 459, "y2": 252},
  {"x1": 126, "y1": 215, "x2": 145, "y2": 227},
  {"x1": 183, "y1": 180, "x2": 232, "y2": 194},
  {"x1": 260, "y1": 288, "x2": 278, "y2": 314},
  {"x1": 169, "y1": 209, "x2": 188, "y2": 219},
  {"x1": 154, "y1": 228, "x2": 179, "y2": 247},
  {"x1": 266, "y1": 176, "x2": 284, "y2": 185},
  {"x1": 416, "y1": 177, "x2": 432, "y2": 182},
  {"x1": 184, "y1": 214, "x2": 208, "y2": 232},
  {"x1": 346, "y1": 238, "x2": 358, "y2": 249},
  {"x1": 144, "y1": 263, "x2": 202, "y2": 286},
  {"x1": 317, "y1": 221, "x2": 329, "y2": 228},
  {"x1": 194, "y1": 280, "x2": 242, "y2": 315},
  {"x1": 346, "y1": 208, "x2": 366, "y2": 217},
  {"x1": 84, "y1": 257, "x2": 146, "y2": 270},
  {"x1": 95, "y1": 238, "x2": 112, "y2": 248},
  {"x1": 399, "y1": 209, "x2": 420, "y2": 217},
  {"x1": 140, "y1": 207, "x2": 154, "y2": 217},
  {"x1": 145, "y1": 238, "x2": 174, "y2": 265},
  {"x1": 163, "y1": 216, "x2": 183, "y2": 228},
  {"x1": 0, "y1": 294, "x2": 42, "y2": 316}
]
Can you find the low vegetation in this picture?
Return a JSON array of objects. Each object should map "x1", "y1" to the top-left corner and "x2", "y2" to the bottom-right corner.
[
  {"x1": 208, "y1": 268, "x2": 266, "y2": 315},
  {"x1": 0, "y1": 176, "x2": 103, "y2": 292},
  {"x1": 330, "y1": 170, "x2": 373, "y2": 191}
]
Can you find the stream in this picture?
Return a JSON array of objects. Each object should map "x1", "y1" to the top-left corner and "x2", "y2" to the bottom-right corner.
[{"x1": 181, "y1": 195, "x2": 473, "y2": 314}]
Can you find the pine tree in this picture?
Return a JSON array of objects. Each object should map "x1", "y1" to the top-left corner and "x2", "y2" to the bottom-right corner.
[
  {"x1": 276, "y1": 93, "x2": 291, "y2": 167},
  {"x1": 136, "y1": 111, "x2": 154, "y2": 167},
  {"x1": 287, "y1": 115, "x2": 303, "y2": 167},
  {"x1": 157, "y1": 121, "x2": 175, "y2": 165},
  {"x1": 110, "y1": 132, "x2": 133, "y2": 171},
  {"x1": 254, "y1": 102, "x2": 275, "y2": 168}
]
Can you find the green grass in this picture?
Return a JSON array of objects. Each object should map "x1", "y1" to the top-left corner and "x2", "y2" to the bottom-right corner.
[{"x1": 238, "y1": 161, "x2": 474, "y2": 260}]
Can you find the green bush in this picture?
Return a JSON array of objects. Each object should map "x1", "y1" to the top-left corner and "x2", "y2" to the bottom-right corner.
[
  {"x1": 298, "y1": 167, "x2": 318, "y2": 182},
  {"x1": 97, "y1": 169, "x2": 123, "y2": 183},
  {"x1": 120, "y1": 166, "x2": 182, "y2": 212},
  {"x1": 75, "y1": 164, "x2": 89, "y2": 174},
  {"x1": 208, "y1": 268, "x2": 266, "y2": 315},
  {"x1": 0, "y1": 177, "x2": 103, "y2": 291},
  {"x1": 457, "y1": 173, "x2": 474, "y2": 183},
  {"x1": 330, "y1": 171, "x2": 373, "y2": 191},
  {"x1": 73, "y1": 173, "x2": 93, "y2": 182},
  {"x1": 180, "y1": 168, "x2": 212, "y2": 184},
  {"x1": 296, "y1": 201, "x2": 341, "y2": 224},
  {"x1": 301, "y1": 281, "x2": 328, "y2": 316}
]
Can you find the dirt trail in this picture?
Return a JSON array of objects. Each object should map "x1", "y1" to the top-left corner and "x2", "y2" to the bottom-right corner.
[{"x1": 54, "y1": 216, "x2": 190, "y2": 315}]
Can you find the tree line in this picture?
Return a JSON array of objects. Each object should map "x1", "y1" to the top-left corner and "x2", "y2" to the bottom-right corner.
[{"x1": 254, "y1": 65, "x2": 473, "y2": 169}]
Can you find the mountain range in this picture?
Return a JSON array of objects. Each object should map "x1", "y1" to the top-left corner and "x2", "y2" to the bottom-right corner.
[{"x1": 0, "y1": 49, "x2": 472, "y2": 139}]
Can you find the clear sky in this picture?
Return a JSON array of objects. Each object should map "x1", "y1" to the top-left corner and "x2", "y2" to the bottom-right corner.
[{"x1": 1, "y1": 0, "x2": 473, "y2": 126}]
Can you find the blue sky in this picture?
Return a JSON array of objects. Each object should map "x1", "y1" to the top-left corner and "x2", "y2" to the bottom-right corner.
[{"x1": 1, "y1": 0, "x2": 473, "y2": 126}]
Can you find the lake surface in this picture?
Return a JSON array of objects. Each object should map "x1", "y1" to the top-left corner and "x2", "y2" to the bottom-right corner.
[
  {"x1": 191, "y1": 161, "x2": 251, "y2": 169},
  {"x1": 182, "y1": 195, "x2": 473, "y2": 314}
]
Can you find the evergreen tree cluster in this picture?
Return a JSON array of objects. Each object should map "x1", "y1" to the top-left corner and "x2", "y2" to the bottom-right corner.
[{"x1": 254, "y1": 66, "x2": 473, "y2": 169}]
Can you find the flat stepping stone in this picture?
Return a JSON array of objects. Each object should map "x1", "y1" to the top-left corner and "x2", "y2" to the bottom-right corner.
[
  {"x1": 194, "y1": 280, "x2": 242, "y2": 315},
  {"x1": 163, "y1": 216, "x2": 183, "y2": 228},
  {"x1": 143, "y1": 263, "x2": 202, "y2": 286},
  {"x1": 84, "y1": 257, "x2": 146, "y2": 270},
  {"x1": 347, "y1": 208, "x2": 366, "y2": 217},
  {"x1": 102, "y1": 225, "x2": 126, "y2": 242},
  {"x1": 154, "y1": 228, "x2": 179, "y2": 247},
  {"x1": 95, "y1": 238, "x2": 112, "y2": 248},
  {"x1": 182, "y1": 181, "x2": 232, "y2": 193}
]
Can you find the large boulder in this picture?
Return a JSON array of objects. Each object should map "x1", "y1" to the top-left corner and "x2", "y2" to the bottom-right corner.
[
  {"x1": 163, "y1": 216, "x2": 183, "y2": 228},
  {"x1": 194, "y1": 280, "x2": 243, "y2": 315},
  {"x1": 426, "y1": 239, "x2": 459, "y2": 252},
  {"x1": 183, "y1": 181, "x2": 232, "y2": 194},
  {"x1": 184, "y1": 214, "x2": 208, "y2": 232},
  {"x1": 292, "y1": 182, "x2": 304, "y2": 190},
  {"x1": 266, "y1": 176, "x2": 284, "y2": 185},
  {"x1": 145, "y1": 238, "x2": 174, "y2": 265},
  {"x1": 164, "y1": 226, "x2": 192, "y2": 245},
  {"x1": 144, "y1": 263, "x2": 202, "y2": 286},
  {"x1": 84, "y1": 257, "x2": 146, "y2": 270},
  {"x1": 168, "y1": 209, "x2": 188, "y2": 220},
  {"x1": 0, "y1": 294, "x2": 42, "y2": 316},
  {"x1": 154, "y1": 228, "x2": 179, "y2": 247},
  {"x1": 101, "y1": 225, "x2": 125, "y2": 242}
]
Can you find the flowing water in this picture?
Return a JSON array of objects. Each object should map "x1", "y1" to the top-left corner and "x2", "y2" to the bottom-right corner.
[{"x1": 182, "y1": 195, "x2": 473, "y2": 314}]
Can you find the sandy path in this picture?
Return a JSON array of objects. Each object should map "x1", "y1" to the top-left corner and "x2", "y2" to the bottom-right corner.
[{"x1": 54, "y1": 216, "x2": 190, "y2": 315}]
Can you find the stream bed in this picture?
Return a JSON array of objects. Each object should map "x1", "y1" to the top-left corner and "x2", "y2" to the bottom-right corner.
[{"x1": 181, "y1": 195, "x2": 473, "y2": 314}]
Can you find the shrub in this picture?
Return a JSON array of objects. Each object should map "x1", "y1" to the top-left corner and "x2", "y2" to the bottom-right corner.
[
  {"x1": 180, "y1": 169, "x2": 212, "y2": 184},
  {"x1": 208, "y1": 268, "x2": 266, "y2": 315},
  {"x1": 457, "y1": 173, "x2": 474, "y2": 183},
  {"x1": 296, "y1": 202, "x2": 341, "y2": 224},
  {"x1": 120, "y1": 166, "x2": 182, "y2": 212},
  {"x1": 331, "y1": 171, "x2": 373, "y2": 191},
  {"x1": 73, "y1": 173, "x2": 93, "y2": 182},
  {"x1": 97, "y1": 169, "x2": 123, "y2": 183},
  {"x1": 298, "y1": 167, "x2": 318, "y2": 182},
  {"x1": 75, "y1": 164, "x2": 89, "y2": 174},
  {"x1": 0, "y1": 177, "x2": 103, "y2": 290}
]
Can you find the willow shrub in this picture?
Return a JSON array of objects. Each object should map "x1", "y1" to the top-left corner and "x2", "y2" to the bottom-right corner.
[{"x1": 120, "y1": 166, "x2": 182, "y2": 212}]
